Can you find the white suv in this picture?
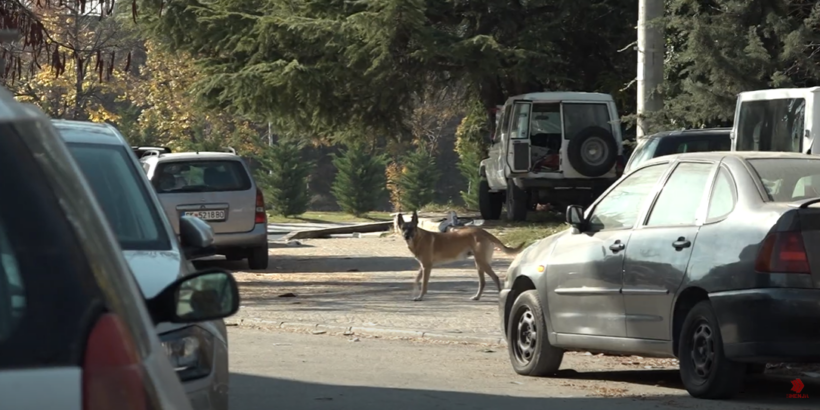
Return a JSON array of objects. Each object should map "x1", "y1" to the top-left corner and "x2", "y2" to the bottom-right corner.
[{"x1": 479, "y1": 92, "x2": 624, "y2": 221}]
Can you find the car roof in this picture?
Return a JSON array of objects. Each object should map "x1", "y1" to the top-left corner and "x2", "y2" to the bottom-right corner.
[
  {"x1": 640, "y1": 127, "x2": 731, "y2": 141},
  {"x1": 640, "y1": 151, "x2": 820, "y2": 168},
  {"x1": 148, "y1": 152, "x2": 241, "y2": 162},
  {"x1": 505, "y1": 91, "x2": 614, "y2": 103},
  {"x1": 51, "y1": 119, "x2": 126, "y2": 146}
]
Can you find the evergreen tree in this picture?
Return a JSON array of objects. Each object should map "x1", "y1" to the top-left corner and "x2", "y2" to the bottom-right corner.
[
  {"x1": 658, "y1": 0, "x2": 820, "y2": 129},
  {"x1": 397, "y1": 148, "x2": 440, "y2": 211},
  {"x1": 331, "y1": 143, "x2": 387, "y2": 216},
  {"x1": 255, "y1": 138, "x2": 313, "y2": 217}
]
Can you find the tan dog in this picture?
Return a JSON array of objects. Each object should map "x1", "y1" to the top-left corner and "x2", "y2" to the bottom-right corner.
[{"x1": 395, "y1": 210, "x2": 525, "y2": 301}]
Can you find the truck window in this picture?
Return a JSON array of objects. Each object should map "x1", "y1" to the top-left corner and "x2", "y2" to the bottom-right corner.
[
  {"x1": 736, "y1": 98, "x2": 805, "y2": 152},
  {"x1": 562, "y1": 103, "x2": 613, "y2": 140}
]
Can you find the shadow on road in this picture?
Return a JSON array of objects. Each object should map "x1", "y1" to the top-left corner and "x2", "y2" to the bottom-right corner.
[{"x1": 230, "y1": 372, "x2": 817, "y2": 410}]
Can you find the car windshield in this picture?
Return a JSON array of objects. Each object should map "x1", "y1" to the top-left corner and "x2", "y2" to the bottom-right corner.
[
  {"x1": 67, "y1": 143, "x2": 171, "y2": 251},
  {"x1": 747, "y1": 158, "x2": 820, "y2": 202},
  {"x1": 153, "y1": 160, "x2": 251, "y2": 193}
]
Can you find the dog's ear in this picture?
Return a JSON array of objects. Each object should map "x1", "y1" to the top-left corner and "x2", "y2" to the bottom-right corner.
[
  {"x1": 396, "y1": 213, "x2": 405, "y2": 227},
  {"x1": 410, "y1": 210, "x2": 418, "y2": 226}
]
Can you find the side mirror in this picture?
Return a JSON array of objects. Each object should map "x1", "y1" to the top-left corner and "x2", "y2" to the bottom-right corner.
[
  {"x1": 180, "y1": 215, "x2": 215, "y2": 259},
  {"x1": 566, "y1": 205, "x2": 585, "y2": 229},
  {"x1": 145, "y1": 268, "x2": 240, "y2": 324}
]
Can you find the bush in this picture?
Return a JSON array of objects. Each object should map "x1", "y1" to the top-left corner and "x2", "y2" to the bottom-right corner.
[
  {"x1": 331, "y1": 143, "x2": 388, "y2": 216},
  {"x1": 455, "y1": 100, "x2": 490, "y2": 210},
  {"x1": 255, "y1": 138, "x2": 313, "y2": 217},
  {"x1": 397, "y1": 148, "x2": 441, "y2": 211}
]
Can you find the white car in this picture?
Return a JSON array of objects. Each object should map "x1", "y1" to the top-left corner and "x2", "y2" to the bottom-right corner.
[
  {"x1": 1, "y1": 90, "x2": 238, "y2": 410},
  {"x1": 52, "y1": 120, "x2": 233, "y2": 410}
]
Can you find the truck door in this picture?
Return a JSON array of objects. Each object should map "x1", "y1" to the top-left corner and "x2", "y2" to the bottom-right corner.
[{"x1": 505, "y1": 100, "x2": 532, "y2": 173}]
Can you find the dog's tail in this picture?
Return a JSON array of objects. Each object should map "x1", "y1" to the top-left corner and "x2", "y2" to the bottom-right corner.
[{"x1": 484, "y1": 231, "x2": 526, "y2": 255}]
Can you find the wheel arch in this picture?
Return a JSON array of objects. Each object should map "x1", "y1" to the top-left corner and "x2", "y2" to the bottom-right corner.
[
  {"x1": 503, "y1": 272, "x2": 556, "y2": 344},
  {"x1": 671, "y1": 286, "x2": 710, "y2": 357}
]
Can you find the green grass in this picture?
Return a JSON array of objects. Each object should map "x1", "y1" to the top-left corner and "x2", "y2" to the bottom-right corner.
[
  {"x1": 266, "y1": 211, "x2": 393, "y2": 224},
  {"x1": 482, "y1": 212, "x2": 569, "y2": 248}
]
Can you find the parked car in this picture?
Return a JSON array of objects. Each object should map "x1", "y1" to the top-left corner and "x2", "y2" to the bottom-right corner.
[
  {"x1": 499, "y1": 151, "x2": 820, "y2": 399},
  {"x1": 624, "y1": 127, "x2": 731, "y2": 174},
  {"x1": 140, "y1": 151, "x2": 270, "y2": 269},
  {"x1": 0, "y1": 90, "x2": 239, "y2": 410},
  {"x1": 479, "y1": 92, "x2": 625, "y2": 221},
  {"x1": 51, "y1": 120, "x2": 233, "y2": 410}
]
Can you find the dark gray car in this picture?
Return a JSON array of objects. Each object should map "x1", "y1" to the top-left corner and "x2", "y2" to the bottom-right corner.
[
  {"x1": 499, "y1": 151, "x2": 820, "y2": 400},
  {"x1": 624, "y1": 128, "x2": 731, "y2": 174}
]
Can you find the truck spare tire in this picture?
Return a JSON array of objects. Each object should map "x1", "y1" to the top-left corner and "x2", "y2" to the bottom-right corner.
[{"x1": 566, "y1": 126, "x2": 618, "y2": 177}]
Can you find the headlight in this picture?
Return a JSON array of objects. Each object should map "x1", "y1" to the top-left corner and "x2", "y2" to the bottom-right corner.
[{"x1": 160, "y1": 325, "x2": 214, "y2": 382}]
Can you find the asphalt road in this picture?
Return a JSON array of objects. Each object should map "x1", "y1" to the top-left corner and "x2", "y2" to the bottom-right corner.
[{"x1": 228, "y1": 328, "x2": 817, "y2": 410}]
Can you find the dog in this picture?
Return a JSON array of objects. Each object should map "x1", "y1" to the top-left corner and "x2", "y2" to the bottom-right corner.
[{"x1": 395, "y1": 210, "x2": 525, "y2": 301}]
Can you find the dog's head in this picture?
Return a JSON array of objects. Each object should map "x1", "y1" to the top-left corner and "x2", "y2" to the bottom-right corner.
[{"x1": 395, "y1": 210, "x2": 419, "y2": 243}]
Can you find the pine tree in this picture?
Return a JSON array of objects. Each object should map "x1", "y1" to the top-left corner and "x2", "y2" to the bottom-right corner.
[
  {"x1": 331, "y1": 143, "x2": 387, "y2": 216},
  {"x1": 255, "y1": 139, "x2": 313, "y2": 217},
  {"x1": 397, "y1": 148, "x2": 440, "y2": 211}
]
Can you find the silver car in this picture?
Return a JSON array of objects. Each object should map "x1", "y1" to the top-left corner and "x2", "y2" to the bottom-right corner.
[
  {"x1": 140, "y1": 151, "x2": 270, "y2": 270},
  {"x1": 52, "y1": 120, "x2": 233, "y2": 410},
  {"x1": 0, "y1": 90, "x2": 238, "y2": 409}
]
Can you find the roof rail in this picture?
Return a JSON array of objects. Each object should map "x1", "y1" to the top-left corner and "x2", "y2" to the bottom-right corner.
[
  {"x1": 224, "y1": 147, "x2": 237, "y2": 155},
  {"x1": 141, "y1": 149, "x2": 164, "y2": 158}
]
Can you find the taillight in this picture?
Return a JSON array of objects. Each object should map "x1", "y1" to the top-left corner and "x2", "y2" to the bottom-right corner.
[
  {"x1": 83, "y1": 313, "x2": 146, "y2": 410},
  {"x1": 255, "y1": 188, "x2": 266, "y2": 224},
  {"x1": 754, "y1": 231, "x2": 811, "y2": 274}
]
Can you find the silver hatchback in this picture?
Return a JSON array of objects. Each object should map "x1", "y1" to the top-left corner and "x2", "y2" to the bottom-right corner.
[{"x1": 140, "y1": 152, "x2": 270, "y2": 270}]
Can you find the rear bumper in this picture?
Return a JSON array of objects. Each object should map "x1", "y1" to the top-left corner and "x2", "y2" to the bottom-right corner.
[
  {"x1": 710, "y1": 288, "x2": 820, "y2": 362},
  {"x1": 211, "y1": 223, "x2": 268, "y2": 249}
]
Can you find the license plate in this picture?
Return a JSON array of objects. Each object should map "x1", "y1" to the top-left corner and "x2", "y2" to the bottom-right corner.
[{"x1": 184, "y1": 210, "x2": 226, "y2": 221}]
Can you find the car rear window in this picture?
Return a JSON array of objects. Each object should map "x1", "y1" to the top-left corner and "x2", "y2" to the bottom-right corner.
[
  {"x1": 747, "y1": 158, "x2": 820, "y2": 202},
  {"x1": 153, "y1": 160, "x2": 252, "y2": 193}
]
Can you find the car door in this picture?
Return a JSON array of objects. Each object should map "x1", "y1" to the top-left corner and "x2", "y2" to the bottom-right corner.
[
  {"x1": 505, "y1": 100, "x2": 532, "y2": 174},
  {"x1": 621, "y1": 160, "x2": 717, "y2": 340},
  {"x1": 546, "y1": 163, "x2": 669, "y2": 337},
  {"x1": 488, "y1": 104, "x2": 513, "y2": 188}
]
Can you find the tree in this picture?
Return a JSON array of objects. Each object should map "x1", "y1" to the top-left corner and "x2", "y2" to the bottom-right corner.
[
  {"x1": 255, "y1": 138, "x2": 313, "y2": 217},
  {"x1": 397, "y1": 147, "x2": 440, "y2": 211},
  {"x1": 331, "y1": 143, "x2": 387, "y2": 216},
  {"x1": 655, "y1": 0, "x2": 820, "y2": 130},
  {"x1": 139, "y1": 0, "x2": 638, "y2": 141},
  {"x1": 455, "y1": 100, "x2": 490, "y2": 210}
]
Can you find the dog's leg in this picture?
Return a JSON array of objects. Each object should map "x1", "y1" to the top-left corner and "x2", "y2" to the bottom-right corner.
[
  {"x1": 411, "y1": 267, "x2": 423, "y2": 300},
  {"x1": 414, "y1": 264, "x2": 432, "y2": 301},
  {"x1": 471, "y1": 263, "x2": 486, "y2": 301}
]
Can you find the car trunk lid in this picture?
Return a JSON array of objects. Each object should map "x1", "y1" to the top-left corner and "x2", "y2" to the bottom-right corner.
[{"x1": 790, "y1": 199, "x2": 820, "y2": 288}]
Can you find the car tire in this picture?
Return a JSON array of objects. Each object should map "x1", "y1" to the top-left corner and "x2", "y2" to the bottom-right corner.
[
  {"x1": 507, "y1": 290, "x2": 564, "y2": 376},
  {"x1": 247, "y1": 245, "x2": 269, "y2": 270},
  {"x1": 506, "y1": 178, "x2": 528, "y2": 222},
  {"x1": 479, "y1": 179, "x2": 503, "y2": 220},
  {"x1": 566, "y1": 126, "x2": 618, "y2": 177},
  {"x1": 678, "y1": 300, "x2": 746, "y2": 399}
]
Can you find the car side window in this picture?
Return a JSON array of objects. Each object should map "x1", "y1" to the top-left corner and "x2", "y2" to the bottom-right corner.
[
  {"x1": 707, "y1": 167, "x2": 737, "y2": 221},
  {"x1": 646, "y1": 162, "x2": 714, "y2": 227},
  {"x1": 0, "y1": 218, "x2": 25, "y2": 341},
  {"x1": 588, "y1": 164, "x2": 667, "y2": 231}
]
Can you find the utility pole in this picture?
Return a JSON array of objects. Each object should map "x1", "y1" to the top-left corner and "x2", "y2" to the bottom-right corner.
[{"x1": 637, "y1": 0, "x2": 665, "y2": 138}]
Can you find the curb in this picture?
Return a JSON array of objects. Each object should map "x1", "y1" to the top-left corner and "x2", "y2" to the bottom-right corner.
[{"x1": 229, "y1": 319, "x2": 507, "y2": 345}]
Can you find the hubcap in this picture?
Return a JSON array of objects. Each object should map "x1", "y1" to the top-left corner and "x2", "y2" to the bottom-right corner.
[
  {"x1": 580, "y1": 137, "x2": 608, "y2": 166},
  {"x1": 514, "y1": 308, "x2": 538, "y2": 364},
  {"x1": 690, "y1": 322, "x2": 716, "y2": 379}
]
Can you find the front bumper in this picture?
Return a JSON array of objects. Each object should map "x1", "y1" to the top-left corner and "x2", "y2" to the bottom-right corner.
[
  {"x1": 211, "y1": 223, "x2": 268, "y2": 249},
  {"x1": 711, "y1": 288, "x2": 820, "y2": 363},
  {"x1": 498, "y1": 289, "x2": 511, "y2": 342}
]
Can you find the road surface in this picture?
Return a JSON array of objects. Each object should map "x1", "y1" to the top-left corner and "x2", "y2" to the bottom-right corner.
[{"x1": 229, "y1": 328, "x2": 817, "y2": 410}]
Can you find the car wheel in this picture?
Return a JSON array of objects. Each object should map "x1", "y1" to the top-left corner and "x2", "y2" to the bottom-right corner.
[
  {"x1": 506, "y1": 179, "x2": 528, "y2": 222},
  {"x1": 479, "y1": 179, "x2": 503, "y2": 220},
  {"x1": 247, "y1": 245, "x2": 269, "y2": 270},
  {"x1": 566, "y1": 126, "x2": 618, "y2": 177},
  {"x1": 678, "y1": 301, "x2": 746, "y2": 399},
  {"x1": 507, "y1": 290, "x2": 564, "y2": 376}
]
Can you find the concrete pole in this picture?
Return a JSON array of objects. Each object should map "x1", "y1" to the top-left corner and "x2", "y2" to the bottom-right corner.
[{"x1": 636, "y1": 0, "x2": 665, "y2": 137}]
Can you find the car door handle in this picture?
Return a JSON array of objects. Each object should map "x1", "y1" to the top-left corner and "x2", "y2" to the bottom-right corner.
[
  {"x1": 672, "y1": 237, "x2": 691, "y2": 249},
  {"x1": 609, "y1": 240, "x2": 625, "y2": 252}
]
